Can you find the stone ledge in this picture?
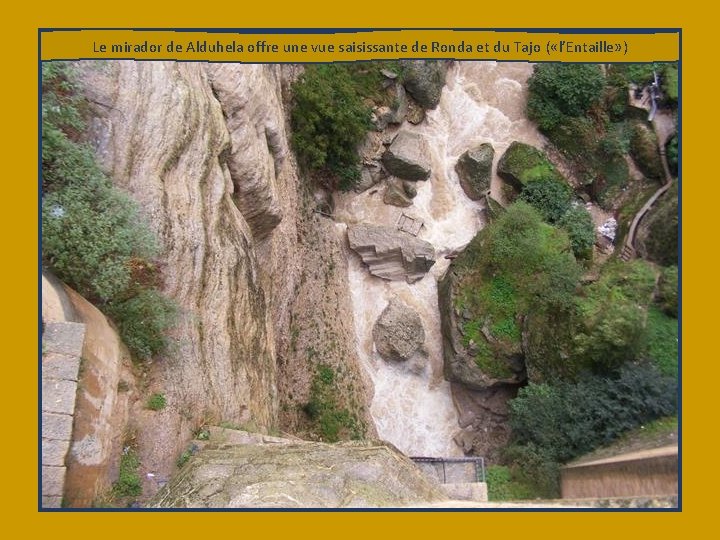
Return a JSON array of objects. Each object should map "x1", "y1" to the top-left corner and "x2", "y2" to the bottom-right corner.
[
  {"x1": 43, "y1": 322, "x2": 86, "y2": 357},
  {"x1": 42, "y1": 438, "x2": 71, "y2": 467},
  {"x1": 41, "y1": 378, "x2": 78, "y2": 416},
  {"x1": 42, "y1": 466, "x2": 66, "y2": 497},
  {"x1": 42, "y1": 352, "x2": 81, "y2": 382},
  {"x1": 42, "y1": 412, "x2": 74, "y2": 441},
  {"x1": 41, "y1": 496, "x2": 63, "y2": 509}
]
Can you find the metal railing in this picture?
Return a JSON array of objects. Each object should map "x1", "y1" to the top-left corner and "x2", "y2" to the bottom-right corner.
[{"x1": 410, "y1": 456, "x2": 486, "y2": 484}]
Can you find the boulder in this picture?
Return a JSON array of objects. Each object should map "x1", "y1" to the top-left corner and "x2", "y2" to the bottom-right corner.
[
  {"x1": 382, "y1": 131, "x2": 432, "y2": 181},
  {"x1": 484, "y1": 194, "x2": 505, "y2": 222},
  {"x1": 497, "y1": 141, "x2": 562, "y2": 190},
  {"x1": 152, "y1": 432, "x2": 445, "y2": 508},
  {"x1": 347, "y1": 224, "x2": 435, "y2": 283},
  {"x1": 355, "y1": 163, "x2": 387, "y2": 193},
  {"x1": 383, "y1": 178, "x2": 417, "y2": 208},
  {"x1": 455, "y1": 144, "x2": 494, "y2": 200},
  {"x1": 373, "y1": 298, "x2": 425, "y2": 362},
  {"x1": 437, "y1": 235, "x2": 526, "y2": 390},
  {"x1": 401, "y1": 60, "x2": 450, "y2": 110}
]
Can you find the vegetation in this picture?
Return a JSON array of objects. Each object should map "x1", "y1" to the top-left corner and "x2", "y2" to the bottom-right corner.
[
  {"x1": 657, "y1": 265, "x2": 679, "y2": 317},
  {"x1": 518, "y1": 177, "x2": 572, "y2": 223},
  {"x1": 146, "y1": 393, "x2": 167, "y2": 411},
  {"x1": 558, "y1": 205, "x2": 595, "y2": 259},
  {"x1": 291, "y1": 64, "x2": 372, "y2": 190},
  {"x1": 574, "y1": 260, "x2": 656, "y2": 372},
  {"x1": 527, "y1": 62, "x2": 678, "y2": 210},
  {"x1": 507, "y1": 363, "x2": 677, "y2": 496},
  {"x1": 176, "y1": 447, "x2": 193, "y2": 468},
  {"x1": 629, "y1": 121, "x2": 663, "y2": 180},
  {"x1": 645, "y1": 307, "x2": 679, "y2": 378},
  {"x1": 303, "y1": 363, "x2": 362, "y2": 442},
  {"x1": 42, "y1": 61, "x2": 177, "y2": 360},
  {"x1": 485, "y1": 465, "x2": 537, "y2": 501},
  {"x1": 527, "y1": 64, "x2": 605, "y2": 130},
  {"x1": 112, "y1": 445, "x2": 142, "y2": 497},
  {"x1": 106, "y1": 289, "x2": 177, "y2": 360}
]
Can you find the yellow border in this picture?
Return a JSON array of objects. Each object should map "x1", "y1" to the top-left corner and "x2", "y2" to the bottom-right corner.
[{"x1": 7, "y1": 0, "x2": 711, "y2": 537}]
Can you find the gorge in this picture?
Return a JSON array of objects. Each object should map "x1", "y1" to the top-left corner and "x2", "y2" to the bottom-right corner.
[{"x1": 40, "y1": 58, "x2": 679, "y2": 508}]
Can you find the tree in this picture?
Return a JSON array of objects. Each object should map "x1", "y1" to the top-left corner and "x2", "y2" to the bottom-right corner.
[
  {"x1": 558, "y1": 205, "x2": 596, "y2": 259},
  {"x1": 291, "y1": 64, "x2": 371, "y2": 189},
  {"x1": 519, "y1": 177, "x2": 572, "y2": 223},
  {"x1": 527, "y1": 64, "x2": 605, "y2": 130}
]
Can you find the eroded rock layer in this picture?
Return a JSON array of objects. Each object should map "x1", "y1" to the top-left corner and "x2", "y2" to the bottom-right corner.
[{"x1": 347, "y1": 223, "x2": 436, "y2": 283}]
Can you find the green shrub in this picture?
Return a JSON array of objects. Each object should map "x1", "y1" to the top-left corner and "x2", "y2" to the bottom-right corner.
[
  {"x1": 662, "y1": 63, "x2": 678, "y2": 104},
  {"x1": 42, "y1": 182, "x2": 157, "y2": 302},
  {"x1": 574, "y1": 260, "x2": 656, "y2": 372},
  {"x1": 519, "y1": 177, "x2": 572, "y2": 223},
  {"x1": 107, "y1": 289, "x2": 177, "y2": 360},
  {"x1": 527, "y1": 64, "x2": 605, "y2": 130},
  {"x1": 42, "y1": 61, "x2": 178, "y2": 360},
  {"x1": 485, "y1": 465, "x2": 537, "y2": 501},
  {"x1": 146, "y1": 392, "x2": 167, "y2": 411},
  {"x1": 112, "y1": 447, "x2": 141, "y2": 497},
  {"x1": 558, "y1": 205, "x2": 595, "y2": 259},
  {"x1": 629, "y1": 121, "x2": 664, "y2": 180},
  {"x1": 645, "y1": 307, "x2": 678, "y2": 378},
  {"x1": 507, "y1": 363, "x2": 677, "y2": 493},
  {"x1": 291, "y1": 64, "x2": 371, "y2": 190},
  {"x1": 303, "y1": 363, "x2": 361, "y2": 442},
  {"x1": 657, "y1": 265, "x2": 678, "y2": 317}
]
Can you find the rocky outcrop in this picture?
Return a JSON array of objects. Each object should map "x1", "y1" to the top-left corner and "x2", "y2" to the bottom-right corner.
[
  {"x1": 373, "y1": 298, "x2": 425, "y2": 362},
  {"x1": 81, "y1": 61, "x2": 278, "y2": 444},
  {"x1": 450, "y1": 384, "x2": 515, "y2": 462},
  {"x1": 497, "y1": 141, "x2": 562, "y2": 190},
  {"x1": 438, "y1": 244, "x2": 526, "y2": 389},
  {"x1": 382, "y1": 131, "x2": 432, "y2": 181},
  {"x1": 401, "y1": 60, "x2": 450, "y2": 110},
  {"x1": 152, "y1": 429, "x2": 445, "y2": 508},
  {"x1": 383, "y1": 177, "x2": 417, "y2": 207},
  {"x1": 207, "y1": 64, "x2": 286, "y2": 240},
  {"x1": 347, "y1": 224, "x2": 436, "y2": 283},
  {"x1": 455, "y1": 144, "x2": 494, "y2": 200},
  {"x1": 372, "y1": 83, "x2": 408, "y2": 130}
]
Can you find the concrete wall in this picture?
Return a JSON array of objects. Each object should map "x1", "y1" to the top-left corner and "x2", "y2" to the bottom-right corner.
[{"x1": 561, "y1": 446, "x2": 678, "y2": 499}]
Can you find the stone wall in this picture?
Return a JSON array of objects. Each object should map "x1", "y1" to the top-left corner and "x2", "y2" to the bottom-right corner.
[{"x1": 41, "y1": 322, "x2": 85, "y2": 508}]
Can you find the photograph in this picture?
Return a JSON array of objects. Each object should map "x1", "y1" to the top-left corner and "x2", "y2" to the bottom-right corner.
[{"x1": 39, "y1": 45, "x2": 680, "y2": 510}]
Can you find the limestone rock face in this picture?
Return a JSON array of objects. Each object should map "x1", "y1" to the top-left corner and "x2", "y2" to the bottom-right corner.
[
  {"x1": 456, "y1": 144, "x2": 494, "y2": 200},
  {"x1": 401, "y1": 60, "x2": 450, "y2": 110},
  {"x1": 82, "y1": 61, "x2": 277, "y2": 437},
  {"x1": 347, "y1": 224, "x2": 436, "y2": 283},
  {"x1": 152, "y1": 432, "x2": 445, "y2": 508},
  {"x1": 373, "y1": 298, "x2": 425, "y2": 362},
  {"x1": 207, "y1": 64, "x2": 285, "y2": 240},
  {"x1": 382, "y1": 131, "x2": 432, "y2": 181}
]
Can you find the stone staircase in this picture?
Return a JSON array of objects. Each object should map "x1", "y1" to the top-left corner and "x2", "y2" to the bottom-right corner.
[{"x1": 41, "y1": 322, "x2": 86, "y2": 508}]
